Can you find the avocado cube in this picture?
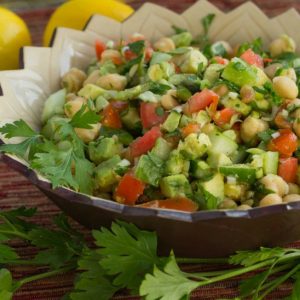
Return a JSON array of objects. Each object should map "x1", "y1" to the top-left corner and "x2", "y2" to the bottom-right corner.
[
  {"x1": 162, "y1": 111, "x2": 181, "y2": 133},
  {"x1": 203, "y1": 64, "x2": 224, "y2": 85},
  {"x1": 160, "y1": 174, "x2": 192, "y2": 198},
  {"x1": 88, "y1": 137, "x2": 123, "y2": 164},
  {"x1": 200, "y1": 173, "x2": 224, "y2": 200},
  {"x1": 190, "y1": 160, "x2": 214, "y2": 180},
  {"x1": 94, "y1": 155, "x2": 121, "y2": 191},
  {"x1": 148, "y1": 62, "x2": 175, "y2": 81},
  {"x1": 135, "y1": 154, "x2": 164, "y2": 187},
  {"x1": 41, "y1": 116, "x2": 69, "y2": 141},
  {"x1": 78, "y1": 84, "x2": 106, "y2": 100},
  {"x1": 207, "y1": 151, "x2": 232, "y2": 168},
  {"x1": 171, "y1": 32, "x2": 193, "y2": 47},
  {"x1": 165, "y1": 150, "x2": 190, "y2": 176},
  {"x1": 179, "y1": 133, "x2": 211, "y2": 160},
  {"x1": 121, "y1": 106, "x2": 142, "y2": 132}
]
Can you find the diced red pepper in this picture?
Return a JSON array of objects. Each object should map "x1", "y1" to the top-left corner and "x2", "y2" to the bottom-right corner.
[
  {"x1": 95, "y1": 40, "x2": 106, "y2": 60},
  {"x1": 130, "y1": 126, "x2": 162, "y2": 157},
  {"x1": 102, "y1": 104, "x2": 122, "y2": 129},
  {"x1": 240, "y1": 49, "x2": 264, "y2": 68},
  {"x1": 185, "y1": 89, "x2": 219, "y2": 115},
  {"x1": 278, "y1": 157, "x2": 298, "y2": 183},
  {"x1": 181, "y1": 123, "x2": 201, "y2": 138},
  {"x1": 268, "y1": 129, "x2": 298, "y2": 158},
  {"x1": 212, "y1": 56, "x2": 229, "y2": 65},
  {"x1": 140, "y1": 102, "x2": 167, "y2": 129},
  {"x1": 263, "y1": 58, "x2": 273, "y2": 64},
  {"x1": 115, "y1": 173, "x2": 145, "y2": 205},
  {"x1": 139, "y1": 197, "x2": 198, "y2": 212},
  {"x1": 213, "y1": 108, "x2": 236, "y2": 127}
]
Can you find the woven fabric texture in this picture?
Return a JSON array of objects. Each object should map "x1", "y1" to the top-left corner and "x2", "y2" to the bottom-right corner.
[{"x1": 1, "y1": 0, "x2": 300, "y2": 299}]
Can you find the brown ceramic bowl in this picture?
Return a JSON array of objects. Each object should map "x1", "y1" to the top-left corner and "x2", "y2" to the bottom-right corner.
[{"x1": 1, "y1": 1, "x2": 300, "y2": 257}]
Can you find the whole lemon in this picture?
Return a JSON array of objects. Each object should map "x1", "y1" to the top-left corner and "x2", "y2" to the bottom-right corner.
[
  {"x1": 0, "y1": 7, "x2": 31, "y2": 70},
  {"x1": 43, "y1": 0, "x2": 134, "y2": 46}
]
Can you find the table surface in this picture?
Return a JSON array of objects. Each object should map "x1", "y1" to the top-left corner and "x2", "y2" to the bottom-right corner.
[{"x1": 1, "y1": 0, "x2": 300, "y2": 299}]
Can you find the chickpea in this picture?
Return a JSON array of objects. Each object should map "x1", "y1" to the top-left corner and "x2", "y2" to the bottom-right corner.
[
  {"x1": 84, "y1": 70, "x2": 101, "y2": 86},
  {"x1": 100, "y1": 49, "x2": 122, "y2": 65},
  {"x1": 74, "y1": 123, "x2": 101, "y2": 143},
  {"x1": 65, "y1": 93, "x2": 77, "y2": 103},
  {"x1": 154, "y1": 37, "x2": 176, "y2": 52},
  {"x1": 218, "y1": 198, "x2": 237, "y2": 209},
  {"x1": 264, "y1": 63, "x2": 282, "y2": 79},
  {"x1": 96, "y1": 74, "x2": 127, "y2": 91},
  {"x1": 212, "y1": 84, "x2": 229, "y2": 97},
  {"x1": 61, "y1": 68, "x2": 87, "y2": 93},
  {"x1": 240, "y1": 85, "x2": 255, "y2": 104},
  {"x1": 237, "y1": 204, "x2": 252, "y2": 210},
  {"x1": 161, "y1": 90, "x2": 179, "y2": 110},
  {"x1": 64, "y1": 97, "x2": 86, "y2": 118},
  {"x1": 259, "y1": 194, "x2": 283, "y2": 207},
  {"x1": 283, "y1": 194, "x2": 300, "y2": 203},
  {"x1": 273, "y1": 76, "x2": 298, "y2": 99},
  {"x1": 269, "y1": 34, "x2": 296, "y2": 57},
  {"x1": 260, "y1": 174, "x2": 289, "y2": 197},
  {"x1": 288, "y1": 183, "x2": 300, "y2": 194},
  {"x1": 240, "y1": 116, "x2": 269, "y2": 144}
]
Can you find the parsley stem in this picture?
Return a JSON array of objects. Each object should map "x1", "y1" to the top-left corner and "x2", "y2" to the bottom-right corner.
[
  {"x1": 196, "y1": 260, "x2": 275, "y2": 287},
  {"x1": 6, "y1": 260, "x2": 44, "y2": 266},
  {"x1": 257, "y1": 264, "x2": 300, "y2": 300},
  {"x1": 13, "y1": 266, "x2": 74, "y2": 292},
  {"x1": 176, "y1": 257, "x2": 228, "y2": 264}
]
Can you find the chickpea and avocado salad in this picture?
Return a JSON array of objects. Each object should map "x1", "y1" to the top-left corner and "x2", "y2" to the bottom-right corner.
[{"x1": 2, "y1": 15, "x2": 300, "y2": 212}]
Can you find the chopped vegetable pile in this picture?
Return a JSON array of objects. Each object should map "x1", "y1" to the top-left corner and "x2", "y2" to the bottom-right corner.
[{"x1": 2, "y1": 14, "x2": 300, "y2": 211}]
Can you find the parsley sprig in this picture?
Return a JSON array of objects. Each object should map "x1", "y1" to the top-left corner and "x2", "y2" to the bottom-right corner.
[
  {"x1": 0, "y1": 206, "x2": 300, "y2": 300},
  {"x1": 0, "y1": 106, "x2": 100, "y2": 194}
]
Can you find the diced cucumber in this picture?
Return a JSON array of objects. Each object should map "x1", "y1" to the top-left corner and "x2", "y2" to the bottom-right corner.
[
  {"x1": 263, "y1": 151, "x2": 279, "y2": 175},
  {"x1": 160, "y1": 174, "x2": 192, "y2": 198},
  {"x1": 200, "y1": 173, "x2": 224, "y2": 200},
  {"x1": 121, "y1": 106, "x2": 142, "y2": 132},
  {"x1": 208, "y1": 132, "x2": 238, "y2": 156},
  {"x1": 162, "y1": 111, "x2": 181, "y2": 133},
  {"x1": 151, "y1": 138, "x2": 172, "y2": 160},
  {"x1": 190, "y1": 160, "x2": 214, "y2": 180},
  {"x1": 219, "y1": 164, "x2": 256, "y2": 184},
  {"x1": 230, "y1": 146, "x2": 248, "y2": 164},
  {"x1": 224, "y1": 98, "x2": 251, "y2": 116}
]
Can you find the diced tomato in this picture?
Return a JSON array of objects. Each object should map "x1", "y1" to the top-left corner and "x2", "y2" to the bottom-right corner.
[
  {"x1": 213, "y1": 108, "x2": 236, "y2": 126},
  {"x1": 124, "y1": 46, "x2": 153, "y2": 63},
  {"x1": 268, "y1": 129, "x2": 298, "y2": 158},
  {"x1": 140, "y1": 102, "x2": 167, "y2": 129},
  {"x1": 263, "y1": 58, "x2": 273, "y2": 64},
  {"x1": 139, "y1": 197, "x2": 198, "y2": 212},
  {"x1": 130, "y1": 126, "x2": 162, "y2": 157},
  {"x1": 240, "y1": 49, "x2": 264, "y2": 68},
  {"x1": 95, "y1": 40, "x2": 106, "y2": 60},
  {"x1": 278, "y1": 157, "x2": 298, "y2": 183},
  {"x1": 111, "y1": 101, "x2": 128, "y2": 113},
  {"x1": 102, "y1": 104, "x2": 122, "y2": 129},
  {"x1": 185, "y1": 89, "x2": 219, "y2": 115},
  {"x1": 115, "y1": 173, "x2": 145, "y2": 205},
  {"x1": 212, "y1": 56, "x2": 229, "y2": 65},
  {"x1": 181, "y1": 123, "x2": 201, "y2": 137},
  {"x1": 145, "y1": 47, "x2": 154, "y2": 62}
]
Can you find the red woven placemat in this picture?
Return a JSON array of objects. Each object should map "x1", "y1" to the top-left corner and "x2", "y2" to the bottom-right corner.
[{"x1": 2, "y1": 1, "x2": 300, "y2": 299}]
